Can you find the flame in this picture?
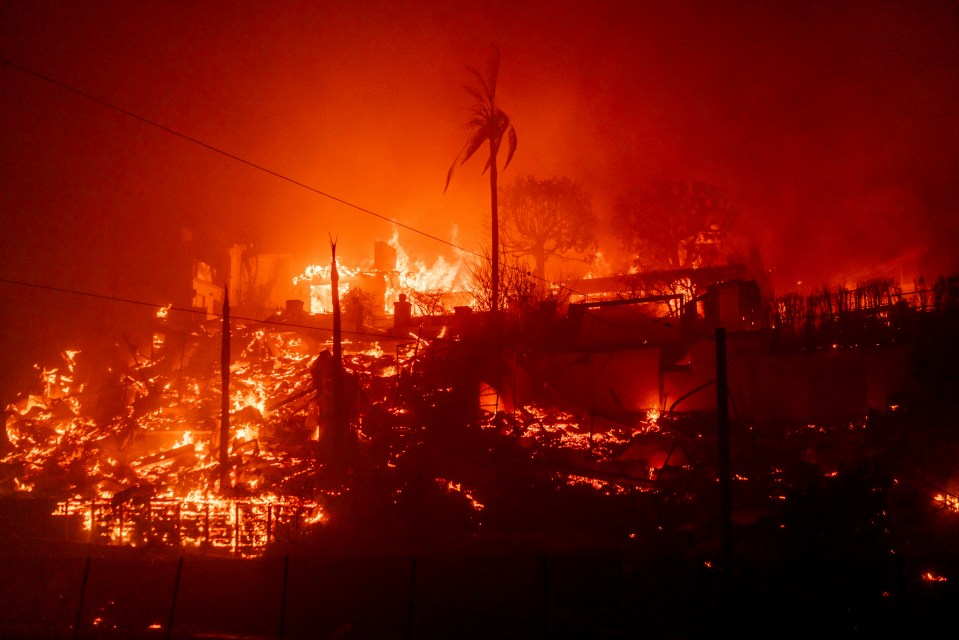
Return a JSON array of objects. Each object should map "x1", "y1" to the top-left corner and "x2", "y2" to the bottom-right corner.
[
  {"x1": 388, "y1": 230, "x2": 470, "y2": 312},
  {"x1": 174, "y1": 431, "x2": 196, "y2": 450},
  {"x1": 233, "y1": 382, "x2": 267, "y2": 415},
  {"x1": 362, "y1": 342, "x2": 385, "y2": 358},
  {"x1": 293, "y1": 262, "x2": 362, "y2": 286},
  {"x1": 292, "y1": 232, "x2": 471, "y2": 315},
  {"x1": 156, "y1": 303, "x2": 171, "y2": 319},
  {"x1": 934, "y1": 493, "x2": 959, "y2": 513},
  {"x1": 437, "y1": 478, "x2": 485, "y2": 511}
]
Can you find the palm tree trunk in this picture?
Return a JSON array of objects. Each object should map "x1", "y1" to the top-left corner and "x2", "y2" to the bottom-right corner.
[{"x1": 490, "y1": 141, "x2": 500, "y2": 313}]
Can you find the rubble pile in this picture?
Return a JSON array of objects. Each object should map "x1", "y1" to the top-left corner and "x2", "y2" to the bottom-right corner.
[{"x1": 0, "y1": 314, "x2": 678, "y2": 555}]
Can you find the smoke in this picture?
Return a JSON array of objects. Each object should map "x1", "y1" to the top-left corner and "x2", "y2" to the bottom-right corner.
[{"x1": 1, "y1": 0, "x2": 958, "y2": 397}]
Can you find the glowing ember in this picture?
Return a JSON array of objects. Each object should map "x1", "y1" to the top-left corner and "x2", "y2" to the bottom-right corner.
[
  {"x1": 437, "y1": 478, "x2": 485, "y2": 511},
  {"x1": 922, "y1": 571, "x2": 948, "y2": 583},
  {"x1": 0, "y1": 320, "x2": 346, "y2": 555},
  {"x1": 53, "y1": 494, "x2": 322, "y2": 556},
  {"x1": 934, "y1": 493, "x2": 959, "y2": 513}
]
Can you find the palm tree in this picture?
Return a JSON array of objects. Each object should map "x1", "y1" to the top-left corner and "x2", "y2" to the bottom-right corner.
[{"x1": 445, "y1": 47, "x2": 517, "y2": 313}]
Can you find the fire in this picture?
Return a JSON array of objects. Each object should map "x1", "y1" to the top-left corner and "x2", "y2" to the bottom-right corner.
[
  {"x1": 174, "y1": 431, "x2": 195, "y2": 449},
  {"x1": 232, "y1": 379, "x2": 267, "y2": 415},
  {"x1": 437, "y1": 478, "x2": 485, "y2": 511},
  {"x1": 292, "y1": 232, "x2": 471, "y2": 315},
  {"x1": 934, "y1": 493, "x2": 959, "y2": 513},
  {"x1": 292, "y1": 262, "x2": 363, "y2": 286},
  {"x1": 0, "y1": 319, "x2": 345, "y2": 556},
  {"x1": 566, "y1": 474, "x2": 630, "y2": 494},
  {"x1": 54, "y1": 493, "x2": 322, "y2": 555},
  {"x1": 504, "y1": 404, "x2": 631, "y2": 452},
  {"x1": 361, "y1": 342, "x2": 385, "y2": 358}
]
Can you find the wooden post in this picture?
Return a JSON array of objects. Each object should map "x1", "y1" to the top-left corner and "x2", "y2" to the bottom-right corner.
[
  {"x1": 716, "y1": 327, "x2": 732, "y2": 570},
  {"x1": 219, "y1": 286, "x2": 231, "y2": 491},
  {"x1": 166, "y1": 556, "x2": 184, "y2": 640},
  {"x1": 72, "y1": 556, "x2": 92, "y2": 640}
]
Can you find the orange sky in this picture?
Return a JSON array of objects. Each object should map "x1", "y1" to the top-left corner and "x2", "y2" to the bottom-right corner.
[{"x1": 1, "y1": 0, "x2": 958, "y2": 392}]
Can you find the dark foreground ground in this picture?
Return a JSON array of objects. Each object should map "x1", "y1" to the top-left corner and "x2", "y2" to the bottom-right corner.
[
  {"x1": 1, "y1": 541, "x2": 958, "y2": 639},
  {"x1": 3, "y1": 445, "x2": 959, "y2": 640}
]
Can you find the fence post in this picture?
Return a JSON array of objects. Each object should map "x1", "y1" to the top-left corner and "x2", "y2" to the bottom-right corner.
[
  {"x1": 716, "y1": 327, "x2": 732, "y2": 571},
  {"x1": 166, "y1": 556, "x2": 184, "y2": 640},
  {"x1": 72, "y1": 556, "x2": 92, "y2": 640}
]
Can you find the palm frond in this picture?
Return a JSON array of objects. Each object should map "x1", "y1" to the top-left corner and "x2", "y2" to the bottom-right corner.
[
  {"x1": 487, "y1": 46, "x2": 500, "y2": 103},
  {"x1": 460, "y1": 129, "x2": 487, "y2": 164},
  {"x1": 467, "y1": 113, "x2": 490, "y2": 128},
  {"x1": 447, "y1": 47, "x2": 515, "y2": 191},
  {"x1": 503, "y1": 125, "x2": 518, "y2": 170},
  {"x1": 445, "y1": 162, "x2": 457, "y2": 193},
  {"x1": 445, "y1": 129, "x2": 487, "y2": 192},
  {"x1": 463, "y1": 81, "x2": 487, "y2": 106},
  {"x1": 465, "y1": 66, "x2": 493, "y2": 105}
]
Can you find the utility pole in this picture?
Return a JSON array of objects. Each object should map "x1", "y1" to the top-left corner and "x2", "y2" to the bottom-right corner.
[{"x1": 219, "y1": 286, "x2": 231, "y2": 491}]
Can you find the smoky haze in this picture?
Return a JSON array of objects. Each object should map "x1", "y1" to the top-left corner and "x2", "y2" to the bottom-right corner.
[{"x1": 1, "y1": 0, "x2": 958, "y2": 398}]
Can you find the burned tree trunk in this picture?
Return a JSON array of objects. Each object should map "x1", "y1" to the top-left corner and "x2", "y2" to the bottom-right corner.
[
  {"x1": 327, "y1": 237, "x2": 352, "y2": 474},
  {"x1": 331, "y1": 237, "x2": 342, "y2": 370}
]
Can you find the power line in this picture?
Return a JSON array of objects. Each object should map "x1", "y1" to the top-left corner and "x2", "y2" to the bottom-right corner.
[
  {"x1": 0, "y1": 55, "x2": 587, "y2": 298},
  {"x1": 0, "y1": 275, "x2": 680, "y2": 354},
  {"x1": 0, "y1": 57, "x2": 467, "y2": 256}
]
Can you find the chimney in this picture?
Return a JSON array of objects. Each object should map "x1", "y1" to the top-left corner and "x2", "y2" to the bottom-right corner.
[{"x1": 374, "y1": 241, "x2": 397, "y2": 272}]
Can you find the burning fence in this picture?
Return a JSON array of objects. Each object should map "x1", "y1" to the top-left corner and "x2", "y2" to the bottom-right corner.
[{"x1": 54, "y1": 494, "x2": 318, "y2": 556}]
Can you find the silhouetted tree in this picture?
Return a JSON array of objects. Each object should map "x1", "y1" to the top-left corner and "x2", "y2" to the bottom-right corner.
[
  {"x1": 614, "y1": 180, "x2": 734, "y2": 272},
  {"x1": 500, "y1": 175, "x2": 596, "y2": 282},
  {"x1": 466, "y1": 248, "x2": 565, "y2": 314},
  {"x1": 446, "y1": 47, "x2": 518, "y2": 313}
]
